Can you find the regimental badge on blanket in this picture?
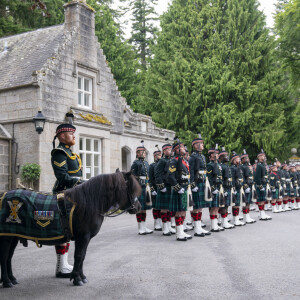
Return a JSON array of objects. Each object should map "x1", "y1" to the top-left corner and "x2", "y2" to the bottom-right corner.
[
  {"x1": 34, "y1": 211, "x2": 55, "y2": 227},
  {"x1": 6, "y1": 200, "x2": 23, "y2": 224}
]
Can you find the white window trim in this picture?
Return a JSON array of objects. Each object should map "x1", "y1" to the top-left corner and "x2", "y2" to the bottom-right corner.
[
  {"x1": 79, "y1": 137, "x2": 102, "y2": 180},
  {"x1": 78, "y1": 75, "x2": 93, "y2": 109}
]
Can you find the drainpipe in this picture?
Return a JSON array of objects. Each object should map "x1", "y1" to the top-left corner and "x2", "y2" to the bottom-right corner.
[{"x1": 0, "y1": 136, "x2": 12, "y2": 190}]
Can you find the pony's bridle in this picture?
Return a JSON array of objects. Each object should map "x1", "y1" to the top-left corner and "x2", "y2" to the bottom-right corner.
[{"x1": 100, "y1": 190, "x2": 139, "y2": 218}]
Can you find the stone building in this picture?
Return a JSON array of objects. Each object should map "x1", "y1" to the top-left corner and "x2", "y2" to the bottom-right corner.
[{"x1": 0, "y1": 1, "x2": 174, "y2": 192}]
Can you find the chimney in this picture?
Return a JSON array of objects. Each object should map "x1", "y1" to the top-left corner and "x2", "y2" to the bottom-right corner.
[{"x1": 64, "y1": 0, "x2": 95, "y2": 36}]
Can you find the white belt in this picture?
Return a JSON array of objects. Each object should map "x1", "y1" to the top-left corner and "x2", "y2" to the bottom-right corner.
[
  {"x1": 182, "y1": 175, "x2": 189, "y2": 179},
  {"x1": 139, "y1": 176, "x2": 147, "y2": 180},
  {"x1": 286, "y1": 179, "x2": 291, "y2": 182},
  {"x1": 198, "y1": 171, "x2": 206, "y2": 174}
]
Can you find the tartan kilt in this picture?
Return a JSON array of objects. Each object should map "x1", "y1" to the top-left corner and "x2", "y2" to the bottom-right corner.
[
  {"x1": 224, "y1": 188, "x2": 231, "y2": 207},
  {"x1": 154, "y1": 185, "x2": 171, "y2": 210},
  {"x1": 234, "y1": 188, "x2": 241, "y2": 207},
  {"x1": 256, "y1": 186, "x2": 266, "y2": 202},
  {"x1": 169, "y1": 188, "x2": 188, "y2": 212},
  {"x1": 285, "y1": 184, "x2": 291, "y2": 197},
  {"x1": 139, "y1": 185, "x2": 152, "y2": 210},
  {"x1": 245, "y1": 190, "x2": 252, "y2": 205},
  {"x1": 210, "y1": 193, "x2": 219, "y2": 208},
  {"x1": 192, "y1": 182, "x2": 210, "y2": 209},
  {"x1": 272, "y1": 188, "x2": 279, "y2": 199},
  {"x1": 290, "y1": 187, "x2": 297, "y2": 197}
]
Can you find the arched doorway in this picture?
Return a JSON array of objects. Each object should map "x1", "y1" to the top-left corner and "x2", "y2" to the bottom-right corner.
[{"x1": 121, "y1": 146, "x2": 132, "y2": 171}]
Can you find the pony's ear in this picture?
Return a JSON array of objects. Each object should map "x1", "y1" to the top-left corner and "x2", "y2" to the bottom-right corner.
[
  {"x1": 116, "y1": 168, "x2": 120, "y2": 173},
  {"x1": 124, "y1": 171, "x2": 132, "y2": 179}
]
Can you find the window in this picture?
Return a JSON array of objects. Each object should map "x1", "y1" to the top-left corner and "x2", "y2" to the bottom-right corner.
[
  {"x1": 78, "y1": 76, "x2": 92, "y2": 109},
  {"x1": 79, "y1": 137, "x2": 101, "y2": 179}
]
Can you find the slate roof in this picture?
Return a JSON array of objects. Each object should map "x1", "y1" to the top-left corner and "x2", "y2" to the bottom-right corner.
[{"x1": 0, "y1": 25, "x2": 65, "y2": 90}]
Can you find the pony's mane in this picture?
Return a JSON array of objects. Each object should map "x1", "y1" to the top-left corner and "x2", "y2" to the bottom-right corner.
[{"x1": 64, "y1": 172, "x2": 127, "y2": 222}]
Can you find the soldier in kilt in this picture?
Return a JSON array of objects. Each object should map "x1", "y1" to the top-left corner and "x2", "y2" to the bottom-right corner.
[
  {"x1": 219, "y1": 148, "x2": 235, "y2": 229},
  {"x1": 131, "y1": 141, "x2": 153, "y2": 235},
  {"x1": 275, "y1": 159, "x2": 284, "y2": 212},
  {"x1": 207, "y1": 147, "x2": 224, "y2": 232},
  {"x1": 289, "y1": 164, "x2": 299, "y2": 210},
  {"x1": 269, "y1": 164, "x2": 280, "y2": 213},
  {"x1": 51, "y1": 123, "x2": 84, "y2": 278},
  {"x1": 254, "y1": 150, "x2": 272, "y2": 220},
  {"x1": 230, "y1": 152, "x2": 246, "y2": 226},
  {"x1": 149, "y1": 146, "x2": 163, "y2": 231},
  {"x1": 282, "y1": 163, "x2": 292, "y2": 211},
  {"x1": 240, "y1": 150, "x2": 256, "y2": 223},
  {"x1": 168, "y1": 140, "x2": 192, "y2": 241},
  {"x1": 154, "y1": 142, "x2": 176, "y2": 236},
  {"x1": 188, "y1": 135, "x2": 211, "y2": 236},
  {"x1": 296, "y1": 164, "x2": 300, "y2": 209}
]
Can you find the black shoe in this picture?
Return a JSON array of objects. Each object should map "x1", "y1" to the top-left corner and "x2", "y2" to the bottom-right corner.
[
  {"x1": 204, "y1": 231, "x2": 211, "y2": 236},
  {"x1": 201, "y1": 224, "x2": 207, "y2": 228},
  {"x1": 154, "y1": 228, "x2": 162, "y2": 231},
  {"x1": 177, "y1": 237, "x2": 187, "y2": 241},
  {"x1": 185, "y1": 235, "x2": 193, "y2": 240},
  {"x1": 194, "y1": 232, "x2": 205, "y2": 237},
  {"x1": 211, "y1": 228, "x2": 221, "y2": 232},
  {"x1": 56, "y1": 272, "x2": 71, "y2": 278},
  {"x1": 163, "y1": 232, "x2": 172, "y2": 236}
]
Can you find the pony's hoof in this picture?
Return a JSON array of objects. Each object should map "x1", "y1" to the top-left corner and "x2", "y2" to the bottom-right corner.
[
  {"x1": 73, "y1": 279, "x2": 84, "y2": 286},
  {"x1": 11, "y1": 279, "x2": 18, "y2": 285},
  {"x1": 3, "y1": 281, "x2": 14, "y2": 288}
]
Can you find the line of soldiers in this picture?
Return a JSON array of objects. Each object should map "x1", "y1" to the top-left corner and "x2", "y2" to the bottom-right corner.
[{"x1": 131, "y1": 135, "x2": 300, "y2": 241}]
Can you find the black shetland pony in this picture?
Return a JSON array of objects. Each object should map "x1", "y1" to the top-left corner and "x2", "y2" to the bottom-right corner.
[{"x1": 0, "y1": 170, "x2": 141, "y2": 288}]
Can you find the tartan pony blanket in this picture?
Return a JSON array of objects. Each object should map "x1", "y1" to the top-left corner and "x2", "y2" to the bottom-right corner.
[{"x1": 0, "y1": 189, "x2": 75, "y2": 244}]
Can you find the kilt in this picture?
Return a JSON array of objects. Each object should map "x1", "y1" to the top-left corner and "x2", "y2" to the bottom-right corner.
[
  {"x1": 169, "y1": 187, "x2": 188, "y2": 212},
  {"x1": 234, "y1": 188, "x2": 241, "y2": 207},
  {"x1": 154, "y1": 185, "x2": 171, "y2": 210},
  {"x1": 272, "y1": 188, "x2": 279, "y2": 199},
  {"x1": 139, "y1": 185, "x2": 152, "y2": 210},
  {"x1": 256, "y1": 185, "x2": 266, "y2": 202},
  {"x1": 224, "y1": 188, "x2": 231, "y2": 207},
  {"x1": 285, "y1": 184, "x2": 291, "y2": 197},
  {"x1": 210, "y1": 192, "x2": 219, "y2": 208},
  {"x1": 192, "y1": 182, "x2": 210, "y2": 209},
  {"x1": 290, "y1": 187, "x2": 297, "y2": 197},
  {"x1": 245, "y1": 190, "x2": 252, "y2": 205}
]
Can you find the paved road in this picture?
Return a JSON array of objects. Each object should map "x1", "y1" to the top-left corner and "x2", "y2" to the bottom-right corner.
[{"x1": 2, "y1": 209, "x2": 300, "y2": 300}]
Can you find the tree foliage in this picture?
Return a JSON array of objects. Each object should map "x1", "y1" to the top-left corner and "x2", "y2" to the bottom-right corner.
[{"x1": 140, "y1": 0, "x2": 293, "y2": 160}]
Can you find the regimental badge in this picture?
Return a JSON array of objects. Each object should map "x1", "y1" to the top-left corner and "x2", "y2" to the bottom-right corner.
[{"x1": 6, "y1": 200, "x2": 23, "y2": 224}]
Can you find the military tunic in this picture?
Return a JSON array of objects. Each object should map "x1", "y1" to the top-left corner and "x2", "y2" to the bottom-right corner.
[
  {"x1": 254, "y1": 162, "x2": 268, "y2": 202},
  {"x1": 51, "y1": 143, "x2": 82, "y2": 194},
  {"x1": 154, "y1": 155, "x2": 172, "y2": 210},
  {"x1": 220, "y1": 162, "x2": 233, "y2": 207},
  {"x1": 131, "y1": 158, "x2": 151, "y2": 210},
  {"x1": 241, "y1": 163, "x2": 254, "y2": 204},
  {"x1": 167, "y1": 155, "x2": 190, "y2": 212},
  {"x1": 284, "y1": 169, "x2": 291, "y2": 197},
  {"x1": 269, "y1": 171, "x2": 280, "y2": 199},
  {"x1": 149, "y1": 160, "x2": 159, "y2": 207},
  {"x1": 207, "y1": 160, "x2": 222, "y2": 208},
  {"x1": 189, "y1": 151, "x2": 208, "y2": 208},
  {"x1": 231, "y1": 164, "x2": 244, "y2": 206},
  {"x1": 290, "y1": 171, "x2": 298, "y2": 197}
]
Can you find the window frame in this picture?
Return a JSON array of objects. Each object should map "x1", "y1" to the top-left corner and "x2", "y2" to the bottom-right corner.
[
  {"x1": 77, "y1": 75, "x2": 93, "y2": 109},
  {"x1": 79, "y1": 136, "x2": 102, "y2": 180}
]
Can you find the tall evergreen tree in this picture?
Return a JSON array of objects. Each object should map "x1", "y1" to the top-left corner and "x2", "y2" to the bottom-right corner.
[{"x1": 141, "y1": 0, "x2": 292, "y2": 160}]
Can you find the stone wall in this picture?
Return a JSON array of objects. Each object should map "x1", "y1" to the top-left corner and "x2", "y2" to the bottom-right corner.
[{"x1": 0, "y1": 139, "x2": 9, "y2": 192}]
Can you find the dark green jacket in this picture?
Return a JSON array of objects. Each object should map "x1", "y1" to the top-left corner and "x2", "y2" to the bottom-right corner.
[
  {"x1": 155, "y1": 156, "x2": 171, "y2": 190},
  {"x1": 131, "y1": 158, "x2": 149, "y2": 186},
  {"x1": 241, "y1": 163, "x2": 254, "y2": 189},
  {"x1": 220, "y1": 162, "x2": 233, "y2": 188},
  {"x1": 254, "y1": 162, "x2": 268, "y2": 187},
  {"x1": 207, "y1": 160, "x2": 222, "y2": 191},
  {"x1": 51, "y1": 143, "x2": 82, "y2": 193},
  {"x1": 167, "y1": 155, "x2": 190, "y2": 191},
  {"x1": 189, "y1": 151, "x2": 206, "y2": 189},
  {"x1": 149, "y1": 160, "x2": 159, "y2": 191}
]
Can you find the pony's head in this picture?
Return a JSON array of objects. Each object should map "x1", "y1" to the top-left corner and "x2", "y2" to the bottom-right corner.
[{"x1": 117, "y1": 169, "x2": 141, "y2": 214}]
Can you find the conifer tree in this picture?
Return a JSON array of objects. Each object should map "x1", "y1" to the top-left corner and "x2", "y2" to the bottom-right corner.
[{"x1": 142, "y1": 0, "x2": 292, "y2": 160}]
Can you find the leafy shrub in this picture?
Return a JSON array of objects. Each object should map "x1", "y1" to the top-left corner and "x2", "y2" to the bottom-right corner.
[{"x1": 21, "y1": 163, "x2": 41, "y2": 182}]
